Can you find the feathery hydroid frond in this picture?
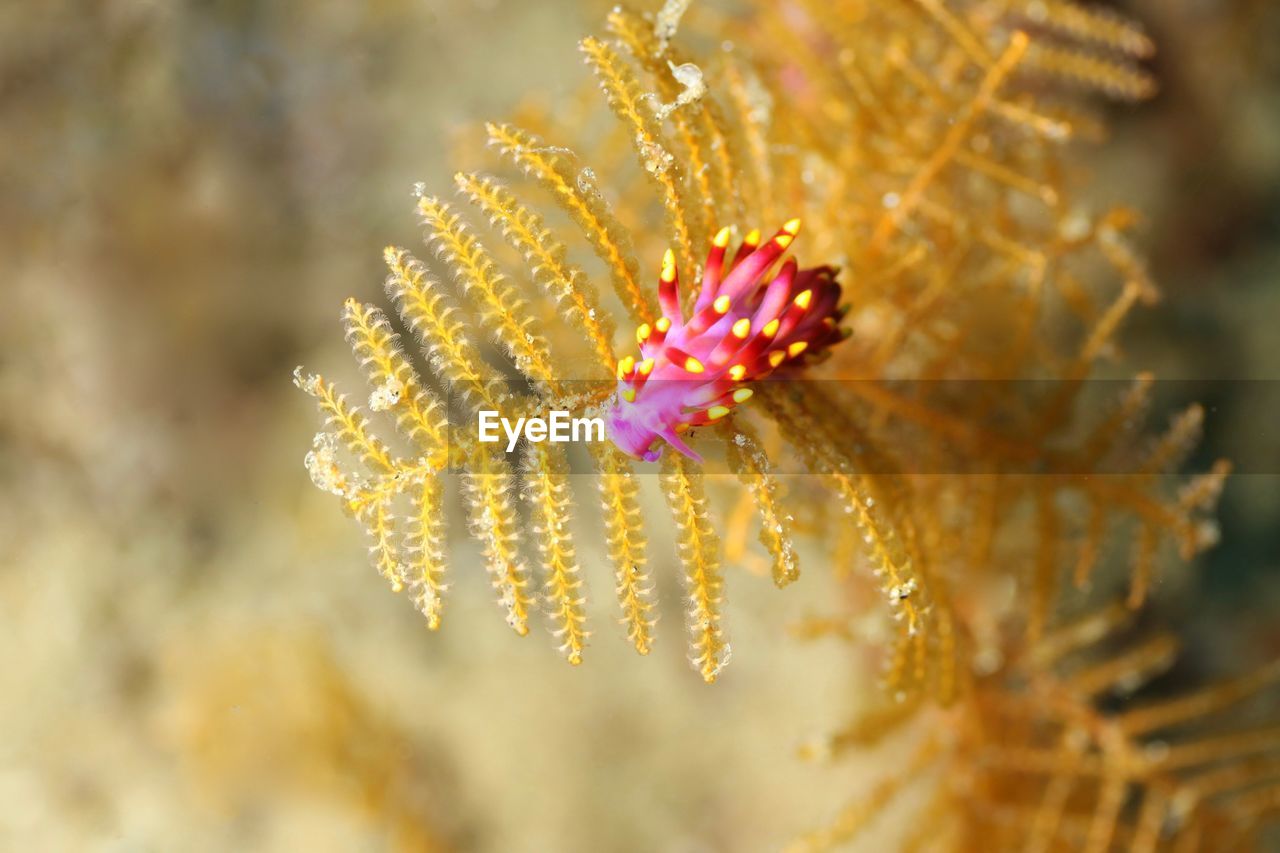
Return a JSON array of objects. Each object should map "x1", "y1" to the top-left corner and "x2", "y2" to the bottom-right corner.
[
  {"x1": 580, "y1": 35, "x2": 698, "y2": 282},
  {"x1": 297, "y1": 1, "x2": 1234, "y2": 722},
  {"x1": 794, "y1": 601, "x2": 1280, "y2": 851},
  {"x1": 1024, "y1": 39, "x2": 1157, "y2": 101},
  {"x1": 590, "y1": 441, "x2": 656, "y2": 656},
  {"x1": 606, "y1": 6, "x2": 719, "y2": 243},
  {"x1": 486, "y1": 121, "x2": 655, "y2": 325},
  {"x1": 721, "y1": 420, "x2": 799, "y2": 589},
  {"x1": 418, "y1": 196, "x2": 559, "y2": 394},
  {"x1": 523, "y1": 441, "x2": 589, "y2": 664},
  {"x1": 1008, "y1": 0, "x2": 1155, "y2": 58},
  {"x1": 294, "y1": 368, "x2": 396, "y2": 476},
  {"x1": 461, "y1": 439, "x2": 533, "y2": 636},
  {"x1": 383, "y1": 246, "x2": 509, "y2": 415},
  {"x1": 718, "y1": 56, "x2": 777, "y2": 228},
  {"x1": 455, "y1": 171, "x2": 617, "y2": 377},
  {"x1": 759, "y1": 382, "x2": 939, "y2": 696},
  {"x1": 661, "y1": 451, "x2": 728, "y2": 684},
  {"x1": 341, "y1": 298, "x2": 449, "y2": 465},
  {"x1": 402, "y1": 469, "x2": 448, "y2": 629},
  {"x1": 290, "y1": 4, "x2": 1279, "y2": 843}
]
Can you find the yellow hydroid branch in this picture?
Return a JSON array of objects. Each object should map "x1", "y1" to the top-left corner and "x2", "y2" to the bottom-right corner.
[
  {"x1": 460, "y1": 439, "x2": 533, "y2": 636},
  {"x1": 418, "y1": 196, "x2": 560, "y2": 395},
  {"x1": 382, "y1": 246, "x2": 509, "y2": 416},
  {"x1": 455, "y1": 171, "x2": 617, "y2": 376},
  {"x1": 486, "y1": 122, "x2": 655, "y2": 325},
  {"x1": 580, "y1": 36, "x2": 698, "y2": 283},
  {"x1": 341, "y1": 299, "x2": 449, "y2": 467},
  {"x1": 661, "y1": 451, "x2": 728, "y2": 683},
  {"x1": 523, "y1": 442, "x2": 589, "y2": 664},
  {"x1": 590, "y1": 442, "x2": 656, "y2": 656}
]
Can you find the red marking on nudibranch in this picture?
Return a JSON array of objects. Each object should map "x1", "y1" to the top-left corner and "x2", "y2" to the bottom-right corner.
[{"x1": 606, "y1": 220, "x2": 849, "y2": 461}]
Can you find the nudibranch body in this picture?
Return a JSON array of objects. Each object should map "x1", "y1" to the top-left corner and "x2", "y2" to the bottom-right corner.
[{"x1": 606, "y1": 220, "x2": 849, "y2": 461}]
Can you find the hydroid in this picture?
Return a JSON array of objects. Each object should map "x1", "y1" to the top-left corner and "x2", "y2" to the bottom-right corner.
[{"x1": 297, "y1": 0, "x2": 1225, "y2": 699}]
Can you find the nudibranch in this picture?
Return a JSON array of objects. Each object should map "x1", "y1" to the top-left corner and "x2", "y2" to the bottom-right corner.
[{"x1": 605, "y1": 220, "x2": 849, "y2": 461}]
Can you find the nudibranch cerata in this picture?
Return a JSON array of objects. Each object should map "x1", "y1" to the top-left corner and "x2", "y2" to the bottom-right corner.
[{"x1": 605, "y1": 220, "x2": 849, "y2": 461}]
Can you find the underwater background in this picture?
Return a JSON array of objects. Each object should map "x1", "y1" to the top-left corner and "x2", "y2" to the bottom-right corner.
[{"x1": 2, "y1": 1, "x2": 1277, "y2": 849}]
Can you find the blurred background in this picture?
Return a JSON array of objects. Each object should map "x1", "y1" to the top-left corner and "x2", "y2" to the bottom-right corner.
[{"x1": 1, "y1": 0, "x2": 1276, "y2": 849}]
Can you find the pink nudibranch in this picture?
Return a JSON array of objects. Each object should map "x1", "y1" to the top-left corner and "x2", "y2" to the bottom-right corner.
[{"x1": 606, "y1": 220, "x2": 849, "y2": 462}]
